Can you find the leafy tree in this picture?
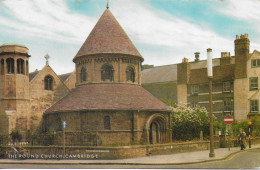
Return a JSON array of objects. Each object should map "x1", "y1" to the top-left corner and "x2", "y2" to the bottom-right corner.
[
  {"x1": 161, "y1": 98, "x2": 176, "y2": 108},
  {"x1": 171, "y1": 105, "x2": 209, "y2": 141}
]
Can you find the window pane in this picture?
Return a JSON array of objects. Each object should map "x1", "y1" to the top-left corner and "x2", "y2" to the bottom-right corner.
[
  {"x1": 80, "y1": 67, "x2": 87, "y2": 82},
  {"x1": 224, "y1": 100, "x2": 231, "y2": 112},
  {"x1": 101, "y1": 65, "x2": 113, "y2": 82},
  {"x1": 223, "y1": 82, "x2": 231, "y2": 92},
  {"x1": 1, "y1": 59, "x2": 4, "y2": 75},
  {"x1": 252, "y1": 60, "x2": 257, "y2": 67},
  {"x1": 7, "y1": 58, "x2": 14, "y2": 74},
  {"x1": 250, "y1": 100, "x2": 258, "y2": 112},
  {"x1": 250, "y1": 77, "x2": 258, "y2": 90},
  {"x1": 104, "y1": 116, "x2": 110, "y2": 130},
  {"x1": 44, "y1": 76, "x2": 53, "y2": 90},
  {"x1": 191, "y1": 85, "x2": 199, "y2": 94},
  {"x1": 126, "y1": 67, "x2": 135, "y2": 82}
]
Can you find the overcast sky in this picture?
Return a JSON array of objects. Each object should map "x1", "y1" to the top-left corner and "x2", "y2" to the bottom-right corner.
[{"x1": 0, "y1": 0, "x2": 260, "y2": 75}]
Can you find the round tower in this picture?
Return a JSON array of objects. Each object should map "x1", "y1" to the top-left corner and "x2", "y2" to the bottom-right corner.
[{"x1": 0, "y1": 44, "x2": 30, "y2": 135}]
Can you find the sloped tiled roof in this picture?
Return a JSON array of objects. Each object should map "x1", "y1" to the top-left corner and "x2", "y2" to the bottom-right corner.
[
  {"x1": 141, "y1": 64, "x2": 177, "y2": 84},
  {"x1": 141, "y1": 58, "x2": 222, "y2": 84},
  {"x1": 73, "y1": 9, "x2": 142, "y2": 61},
  {"x1": 45, "y1": 84, "x2": 170, "y2": 113},
  {"x1": 58, "y1": 72, "x2": 73, "y2": 83},
  {"x1": 29, "y1": 70, "x2": 40, "y2": 82}
]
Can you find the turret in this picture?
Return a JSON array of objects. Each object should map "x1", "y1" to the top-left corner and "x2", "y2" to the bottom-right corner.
[
  {"x1": 234, "y1": 34, "x2": 250, "y2": 79},
  {"x1": 0, "y1": 44, "x2": 30, "y2": 134}
]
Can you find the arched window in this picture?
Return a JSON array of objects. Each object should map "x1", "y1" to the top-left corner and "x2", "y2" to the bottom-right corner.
[
  {"x1": 26, "y1": 61, "x2": 29, "y2": 75},
  {"x1": 44, "y1": 75, "x2": 53, "y2": 90},
  {"x1": 1, "y1": 59, "x2": 4, "y2": 75},
  {"x1": 17, "y1": 59, "x2": 24, "y2": 74},
  {"x1": 6, "y1": 58, "x2": 14, "y2": 74},
  {"x1": 104, "y1": 116, "x2": 111, "y2": 130},
  {"x1": 126, "y1": 67, "x2": 135, "y2": 82},
  {"x1": 101, "y1": 64, "x2": 114, "y2": 82},
  {"x1": 80, "y1": 67, "x2": 87, "y2": 82}
]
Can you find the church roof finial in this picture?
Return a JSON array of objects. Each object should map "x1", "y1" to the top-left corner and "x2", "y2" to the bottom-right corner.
[
  {"x1": 44, "y1": 54, "x2": 50, "y2": 66},
  {"x1": 106, "y1": 0, "x2": 109, "y2": 9}
]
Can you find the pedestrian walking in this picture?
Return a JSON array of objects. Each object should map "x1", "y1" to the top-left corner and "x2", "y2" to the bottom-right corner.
[{"x1": 239, "y1": 129, "x2": 246, "y2": 150}]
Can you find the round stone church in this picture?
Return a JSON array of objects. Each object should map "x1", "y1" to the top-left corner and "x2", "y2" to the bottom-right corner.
[{"x1": 44, "y1": 7, "x2": 171, "y2": 146}]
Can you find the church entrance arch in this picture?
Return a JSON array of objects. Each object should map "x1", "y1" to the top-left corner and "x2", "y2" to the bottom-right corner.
[
  {"x1": 146, "y1": 114, "x2": 167, "y2": 144},
  {"x1": 149, "y1": 122, "x2": 159, "y2": 144}
]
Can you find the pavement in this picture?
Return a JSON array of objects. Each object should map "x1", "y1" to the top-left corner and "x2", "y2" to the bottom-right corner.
[{"x1": 0, "y1": 144, "x2": 260, "y2": 165}]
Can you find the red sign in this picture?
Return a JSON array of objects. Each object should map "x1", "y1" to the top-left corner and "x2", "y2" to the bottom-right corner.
[{"x1": 224, "y1": 115, "x2": 233, "y2": 125}]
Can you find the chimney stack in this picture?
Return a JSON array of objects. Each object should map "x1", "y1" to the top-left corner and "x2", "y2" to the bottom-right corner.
[
  {"x1": 194, "y1": 52, "x2": 200, "y2": 62},
  {"x1": 207, "y1": 48, "x2": 213, "y2": 77},
  {"x1": 182, "y1": 57, "x2": 189, "y2": 63}
]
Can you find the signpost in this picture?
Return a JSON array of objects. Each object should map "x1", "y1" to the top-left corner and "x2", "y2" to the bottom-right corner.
[
  {"x1": 63, "y1": 120, "x2": 66, "y2": 157},
  {"x1": 224, "y1": 115, "x2": 233, "y2": 125},
  {"x1": 224, "y1": 115, "x2": 233, "y2": 151}
]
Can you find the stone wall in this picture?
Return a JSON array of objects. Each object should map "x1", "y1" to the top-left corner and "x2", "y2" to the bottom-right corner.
[
  {"x1": 0, "y1": 140, "x2": 221, "y2": 159},
  {"x1": 2, "y1": 138, "x2": 260, "y2": 159}
]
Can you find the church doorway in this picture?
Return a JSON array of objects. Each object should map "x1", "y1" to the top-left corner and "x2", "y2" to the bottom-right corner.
[
  {"x1": 147, "y1": 114, "x2": 167, "y2": 144},
  {"x1": 149, "y1": 122, "x2": 159, "y2": 144}
]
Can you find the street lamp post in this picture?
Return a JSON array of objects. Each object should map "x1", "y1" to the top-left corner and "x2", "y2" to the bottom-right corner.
[
  {"x1": 63, "y1": 120, "x2": 66, "y2": 158},
  {"x1": 207, "y1": 48, "x2": 215, "y2": 158}
]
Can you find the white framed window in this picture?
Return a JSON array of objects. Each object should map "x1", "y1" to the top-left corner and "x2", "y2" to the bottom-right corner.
[
  {"x1": 250, "y1": 100, "x2": 258, "y2": 113},
  {"x1": 251, "y1": 59, "x2": 260, "y2": 68},
  {"x1": 250, "y1": 77, "x2": 258, "y2": 90}
]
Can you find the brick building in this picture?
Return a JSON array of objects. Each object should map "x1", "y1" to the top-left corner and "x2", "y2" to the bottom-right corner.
[
  {"x1": 0, "y1": 8, "x2": 172, "y2": 145},
  {"x1": 142, "y1": 34, "x2": 260, "y2": 122}
]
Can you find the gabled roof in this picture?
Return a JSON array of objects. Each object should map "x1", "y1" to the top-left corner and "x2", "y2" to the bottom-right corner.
[
  {"x1": 45, "y1": 83, "x2": 170, "y2": 113},
  {"x1": 73, "y1": 9, "x2": 142, "y2": 61},
  {"x1": 250, "y1": 50, "x2": 260, "y2": 58}
]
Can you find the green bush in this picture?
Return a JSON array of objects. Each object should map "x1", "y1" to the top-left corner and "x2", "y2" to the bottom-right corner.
[
  {"x1": 231, "y1": 116, "x2": 260, "y2": 137},
  {"x1": 214, "y1": 121, "x2": 225, "y2": 134},
  {"x1": 171, "y1": 105, "x2": 209, "y2": 141},
  {"x1": 250, "y1": 116, "x2": 260, "y2": 137},
  {"x1": 161, "y1": 98, "x2": 177, "y2": 108}
]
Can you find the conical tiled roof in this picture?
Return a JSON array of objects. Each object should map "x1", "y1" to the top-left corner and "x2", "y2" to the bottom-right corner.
[{"x1": 73, "y1": 9, "x2": 143, "y2": 61}]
